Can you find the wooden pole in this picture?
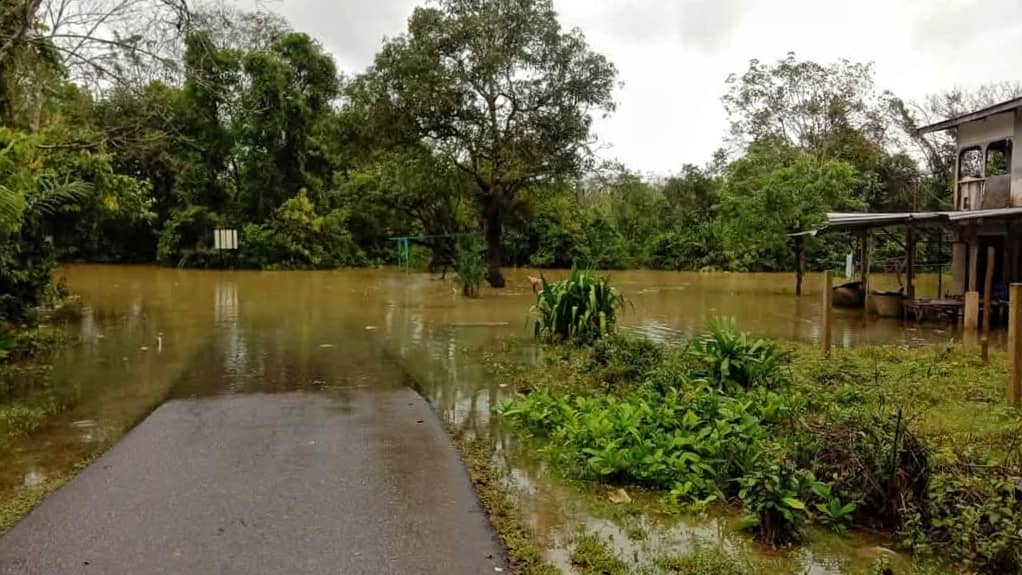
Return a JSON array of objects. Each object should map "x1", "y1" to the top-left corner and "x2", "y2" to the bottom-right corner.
[
  {"x1": 964, "y1": 291, "x2": 980, "y2": 331},
  {"x1": 982, "y1": 246, "x2": 995, "y2": 362},
  {"x1": 937, "y1": 229, "x2": 944, "y2": 298},
  {"x1": 906, "y1": 224, "x2": 916, "y2": 302},
  {"x1": 862, "y1": 230, "x2": 871, "y2": 322},
  {"x1": 1010, "y1": 283, "x2": 1022, "y2": 407},
  {"x1": 822, "y1": 270, "x2": 832, "y2": 357}
]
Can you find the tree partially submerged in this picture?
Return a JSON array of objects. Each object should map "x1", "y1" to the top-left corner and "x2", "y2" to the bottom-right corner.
[{"x1": 357, "y1": 0, "x2": 617, "y2": 286}]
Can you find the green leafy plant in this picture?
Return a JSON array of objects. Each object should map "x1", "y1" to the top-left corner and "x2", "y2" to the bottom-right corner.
[
  {"x1": 810, "y1": 481, "x2": 857, "y2": 532},
  {"x1": 532, "y1": 268, "x2": 624, "y2": 343},
  {"x1": 690, "y1": 318, "x2": 787, "y2": 388},
  {"x1": 737, "y1": 451, "x2": 815, "y2": 548},
  {"x1": 454, "y1": 235, "x2": 485, "y2": 298}
]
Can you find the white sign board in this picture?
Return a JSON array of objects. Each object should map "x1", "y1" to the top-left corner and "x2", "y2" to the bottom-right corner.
[{"x1": 214, "y1": 229, "x2": 238, "y2": 250}]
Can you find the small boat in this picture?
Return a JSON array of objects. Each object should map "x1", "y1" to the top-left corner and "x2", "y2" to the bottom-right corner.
[
  {"x1": 869, "y1": 290, "x2": 904, "y2": 318},
  {"x1": 832, "y1": 281, "x2": 864, "y2": 308}
]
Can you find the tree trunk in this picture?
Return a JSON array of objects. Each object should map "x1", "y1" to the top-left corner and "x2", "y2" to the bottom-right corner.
[{"x1": 482, "y1": 199, "x2": 505, "y2": 287}]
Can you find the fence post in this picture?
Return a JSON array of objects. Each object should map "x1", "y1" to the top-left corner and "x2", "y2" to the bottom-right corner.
[
  {"x1": 1010, "y1": 283, "x2": 1022, "y2": 407},
  {"x1": 822, "y1": 270, "x2": 832, "y2": 357}
]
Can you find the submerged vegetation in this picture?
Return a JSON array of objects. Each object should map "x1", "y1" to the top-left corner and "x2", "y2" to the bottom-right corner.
[{"x1": 501, "y1": 316, "x2": 1022, "y2": 573}]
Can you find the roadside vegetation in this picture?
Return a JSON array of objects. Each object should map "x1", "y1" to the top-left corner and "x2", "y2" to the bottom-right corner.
[{"x1": 500, "y1": 274, "x2": 1021, "y2": 574}]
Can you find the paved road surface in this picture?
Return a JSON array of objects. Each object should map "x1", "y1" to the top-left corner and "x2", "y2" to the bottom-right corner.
[{"x1": 0, "y1": 390, "x2": 507, "y2": 574}]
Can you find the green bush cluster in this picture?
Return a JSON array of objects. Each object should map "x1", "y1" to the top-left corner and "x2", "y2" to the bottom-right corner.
[
  {"x1": 503, "y1": 322, "x2": 1022, "y2": 569},
  {"x1": 239, "y1": 192, "x2": 365, "y2": 270},
  {"x1": 504, "y1": 322, "x2": 830, "y2": 548},
  {"x1": 532, "y1": 269, "x2": 625, "y2": 344}
]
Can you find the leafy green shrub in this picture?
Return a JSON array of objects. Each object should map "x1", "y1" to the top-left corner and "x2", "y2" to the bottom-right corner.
[
  {"x1": 502, "y1": 382, "x2": 771, "y2": 503},
  {"x1": 809, "y1": 481, "x2": 857, "y2": 532},
  {"x1": 532, "y1": 269, "x2": 624, "y2": 343},
  {"x1": 237, "y1": 192, "x2": 365, "y2": 270},
  {"x1": 737, "y1": 448, "x2": 816, "y2": 548},
  {"x1": 156, "y1": 205, "x2": 223, "y2": 268},
  {"x1": 585, "y1": 334, "x2": 664, "y2": 389},
  {"x1": 690, "y1": 318, "x2": 787, "y2": 389},
  {"x1": 903, "y1": 472, "x2": 1022, "y2": 573},
  {"x1": 454, "y1": 235, "x2": 485, "y2": 297},
  {"x1": 648, "y1": 224, "x2": 722, "y2": 272}
]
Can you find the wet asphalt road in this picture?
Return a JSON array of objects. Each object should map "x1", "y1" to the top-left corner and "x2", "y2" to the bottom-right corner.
[{"x1": 0, "y1": 390, "x2": 508, "y2": 574}]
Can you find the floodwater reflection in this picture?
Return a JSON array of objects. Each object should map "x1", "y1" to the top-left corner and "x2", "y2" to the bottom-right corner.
[{"x1": 0, "y1": 265, "x2": 956, "y2": 572}]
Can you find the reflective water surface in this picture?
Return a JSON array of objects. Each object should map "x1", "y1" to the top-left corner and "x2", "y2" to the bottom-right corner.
[{"x1": 2, "y1": 265, "x2": 965, "y2": 572}]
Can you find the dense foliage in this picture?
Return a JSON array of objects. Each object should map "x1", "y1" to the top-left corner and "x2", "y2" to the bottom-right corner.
[
  {"x1": 0, "y1": 0, "x2": 1011, "y2": 324},
  {"x1": 502, "y1": 323, "x2": 1022, "y2": 571}
]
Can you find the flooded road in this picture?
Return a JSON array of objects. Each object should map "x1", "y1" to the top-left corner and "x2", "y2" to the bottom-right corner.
[{"x1": 0, "y1": 265, "x2": 966, "y2": 573}]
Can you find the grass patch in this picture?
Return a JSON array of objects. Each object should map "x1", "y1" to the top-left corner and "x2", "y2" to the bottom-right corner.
[
  {"x1": 448, "y1": 430, "x2": 559, "y2": 575},
  {"x1": 652, "y1": 546, "x2": 760, "y2": 575},
  {"x1": 0, "y1": 478, "x2": 65, "y2": 533},
  {"x1": 569, "y1": 532, "x2": 630, "y2": 575}
]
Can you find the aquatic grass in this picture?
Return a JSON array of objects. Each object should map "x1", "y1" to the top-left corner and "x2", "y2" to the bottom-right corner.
[
  {"x1": 532, "y1": 268, "x2": 625, "y2": 344},
  {"x1": 652, "y1": 546, "x2": 762, "y2": 575},
  {"x1": 0, "y1": 395, "x2": 60, "y2": 439},
  {"x1": 569, "y1": 531, "x2": 631, "y2": 575}
]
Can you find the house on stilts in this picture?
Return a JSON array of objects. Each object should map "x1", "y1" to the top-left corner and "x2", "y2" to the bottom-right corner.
[{"x1": 814, "y1": 95, "x2": 1022, "y2": 325}]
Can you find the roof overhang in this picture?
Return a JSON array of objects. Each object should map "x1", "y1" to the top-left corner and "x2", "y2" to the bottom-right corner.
[
  {"x1": 916, "y1": 96, "x2": 1022, "y2": 135},
  {"x1": 797, "y1": 208, "x2": 1022, "y2": 236},
  {"x1": 822, "y1": 211, "x2": 947, "y2": 231}
]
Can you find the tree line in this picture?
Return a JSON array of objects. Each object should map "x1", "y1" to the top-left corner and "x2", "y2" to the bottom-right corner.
[{"x1": 1, "y1": 0, "x2": 1016, "y2": 322}]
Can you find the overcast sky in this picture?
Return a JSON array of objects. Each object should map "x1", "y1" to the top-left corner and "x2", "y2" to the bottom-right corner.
[{"x1": 242, "y1": 0, "x2": 1022, "y2": 175}]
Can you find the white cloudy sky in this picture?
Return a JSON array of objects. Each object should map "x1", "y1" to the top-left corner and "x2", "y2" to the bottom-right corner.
[{"x1": 242, "y1": 0, "x2": 1022, "y2": 175}]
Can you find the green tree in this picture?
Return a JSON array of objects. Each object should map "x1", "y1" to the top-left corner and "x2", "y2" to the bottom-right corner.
[
  {"x1": 357, "y1": 0, "x2": 617, "y2": 286},
  {"x1": 339, "y1": 148, "x2": 473, "y2": 269},
  {"x1": 718, "y1": 142, "x2": 860, "y2": 273},
  {"x1": 238, "y1": 32, "x2": 339, "y2": 221}
]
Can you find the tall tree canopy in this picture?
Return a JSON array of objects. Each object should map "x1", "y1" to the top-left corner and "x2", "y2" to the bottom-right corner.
[{"x1": 356, "y1": 0, "x2": 617, "y2": 286}]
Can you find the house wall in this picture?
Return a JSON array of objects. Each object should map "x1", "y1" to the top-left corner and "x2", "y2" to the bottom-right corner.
[
  {"x1": 958, "y1": 111, "x2": 1014, "y2": 147},
  {"x1": 1015, "y1": 109, "x2": 1022, "y2": 206},
  {"x1": 948, "y1": 111, "x2": 1020, "y2": 295}
]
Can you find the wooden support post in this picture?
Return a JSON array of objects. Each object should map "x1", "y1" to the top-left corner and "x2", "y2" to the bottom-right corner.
[
  {"x1": 982, "y1": 246, "x2": 995, "y2": 362},
  {"x1": 794, "y1": 236, "x2": 805, "y2": 297},
  {"x1": 1010, "y1": 283, "x2": 1022, "y2": 407},
  {"x1": 968, "y1": 241, "x2": 979, "y2": 293},
  {"x1": 905, "y1": 225, "x2": 916, "y2": 301},
  {"x1": 822, "y1": 270, "x2": 832, "y2": 357},
  {"x1": 964, "y1": 291, "x2": 980, "y2": 331},
  {"x1": 937, "y1": 229, "x2": 944, "y2": 298},
  {"x1": 862, "y1": 230, "x2": 871, "y2": 321}
]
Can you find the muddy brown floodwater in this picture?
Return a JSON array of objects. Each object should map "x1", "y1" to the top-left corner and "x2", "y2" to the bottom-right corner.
[{"x1": 1, "y1": 265, "x2": 968, "y2": 573}]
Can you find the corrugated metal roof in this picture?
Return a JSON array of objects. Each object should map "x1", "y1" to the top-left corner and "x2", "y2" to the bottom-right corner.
[
  {"x1": 797, "y1": 208, "x2": 1022, "y2": 235},
  {"x1": 823, "y1": 211, "x2": 947, "y2": 230},
  {"x1": 946, "y1": 207, "x2": 1022, "y2": 221}
]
